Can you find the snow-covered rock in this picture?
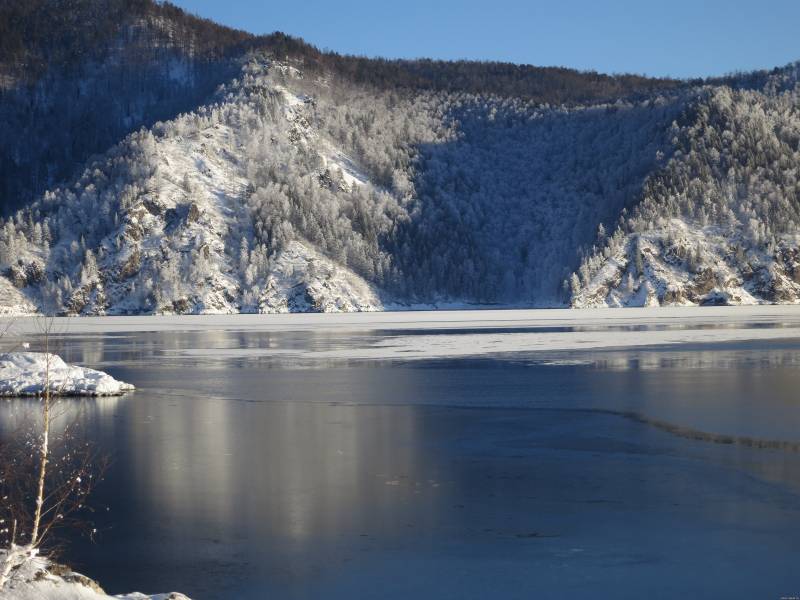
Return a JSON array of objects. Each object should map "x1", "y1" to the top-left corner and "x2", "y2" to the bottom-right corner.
[
  {"x1": 253, "y1": 241, "x2": 382, "y2": 313},
  {"x1": 0, "y1": 353, "x2": 134, "y2": 397},
  {"x1": 0, "y1": 547, "x2": 188, "y2": 600},
  {"x1": 573, "y1": 218, "x2": 800, "y2": 308}
]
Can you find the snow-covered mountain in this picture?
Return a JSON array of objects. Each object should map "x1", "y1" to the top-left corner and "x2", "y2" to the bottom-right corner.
[
  {"x1": 0, "y1": 61, "x2": 386, "y2": 315},
  {"x1": 572, "y1": 76, "x2": 800, "y2": 307},
  {"x1": 0, "y1": 0, "x2": 255, "y2": 214},
  {"x1": 1, "y1": 1, "x2": 799, "y2": 314}
]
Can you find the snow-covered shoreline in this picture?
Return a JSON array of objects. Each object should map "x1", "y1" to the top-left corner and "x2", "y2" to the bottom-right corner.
[
  {"x1": 0, "y1": 547, "x2": 188, "y2": 600},
  {"x1": 0, "y1": 353, "x2": 134, "y2": 397}
]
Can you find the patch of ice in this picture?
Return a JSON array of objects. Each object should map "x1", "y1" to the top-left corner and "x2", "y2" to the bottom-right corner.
[
  {"x1": 2, "y1": 305, "x2": 799, "y2": 335},
  {"x1": 537, "y1": 359, "x2": 594, "y2": 366}
]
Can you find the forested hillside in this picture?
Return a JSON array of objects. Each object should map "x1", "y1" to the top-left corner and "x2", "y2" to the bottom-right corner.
[
  {"x1": 0, "y1": 0, "x2": 797, "y2": 314},
  {"x1": 0, "y1": 0, "x2": 256, "y2": 214},
  {"x1": 572, "y1": 69, "x2": 800, "y2": 307},
  {"x1": 0, "y1": 0, "x2": 680, "y2": 215}
]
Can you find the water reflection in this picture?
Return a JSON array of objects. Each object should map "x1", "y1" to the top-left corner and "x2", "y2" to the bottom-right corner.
[
  {"x1": 1, "y1": 328, "x2": 800, "y2": 598},
  {"x1": 121, "y1": 399, "x2": 430, "y2": 547}
]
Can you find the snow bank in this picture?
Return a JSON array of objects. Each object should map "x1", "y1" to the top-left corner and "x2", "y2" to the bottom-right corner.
[
  {"x1": 0, "y1": 547, "x2": 189, "y2": 600},
  {"x1": 0, "y1": 353, "x2": 134, "y2": 397}
]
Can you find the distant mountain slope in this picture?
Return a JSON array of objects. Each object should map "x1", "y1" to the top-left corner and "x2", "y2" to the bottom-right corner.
[
  {"x1": 0, "y1": 56, "x2": 689, "y2": 314},
  {"x1": 0, "y1": 0, "x2": 681, "y2": 215},
  {"x1": 0, "y1": 0, "x2": 252, "y2": 80},
  {"x1": 0, "y1": 61, "x2": 386, "y2": 314},
  {"x1": 285, "y1": 45, "x2": 683, "y2": 105},
  {"x1": 0, "y1": 1, "x2": 798, "y2": 314},
  {"x1": 571, "y1": 66, "x2": 800, "y2": 307},
  {"x1": 0, "y1": 0, "x2": 255, "y2": 213}
]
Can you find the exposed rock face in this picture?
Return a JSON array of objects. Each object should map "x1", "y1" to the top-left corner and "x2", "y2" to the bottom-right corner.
[
  {"x1": 690, "y1": 268, "x2": 717, "y2": 298},
  {"x1": 118, "y1": 248, "x2": 141, "y2": 279},
  {"x1": 662, "y1": 286, "x2": 685, "y2": 305}
]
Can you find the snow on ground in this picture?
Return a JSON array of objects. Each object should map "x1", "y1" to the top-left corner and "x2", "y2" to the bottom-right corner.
[
  {"x1": 0, "y1": 278, "x2": 37, "y2": 317},
  {"x1": 103, "y1": 116, "x2": 249, "y2": 315},
  {"x1": 0, "y1": 353, "x2": 134, "y2": 396},
  {"x1": 79, "y1": 69, "x2": 381, "y2": 316},
  {"x1": 0, "y1": 548, "x2": 188, "y2": 600},
  {"x1": 254, "y1": 240, "x2": 383, "y2": 313},
  {"x1": 276, "y1": 83, "x2": 369, "y2": 189}
]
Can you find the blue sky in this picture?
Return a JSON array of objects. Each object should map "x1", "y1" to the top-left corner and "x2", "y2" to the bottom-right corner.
[{"x1": 171, "y1": 0, "x2": 800, "y2": 79}]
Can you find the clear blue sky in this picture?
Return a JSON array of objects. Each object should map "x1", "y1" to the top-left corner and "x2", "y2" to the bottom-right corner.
[{"x1": 170, "y1": 0, "x2": 800, "y2": 79}]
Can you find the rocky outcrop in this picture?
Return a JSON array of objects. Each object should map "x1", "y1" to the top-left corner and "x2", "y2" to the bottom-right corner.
[{"x1": 574, "y1": 220, "x2": 800, "y2": 308}]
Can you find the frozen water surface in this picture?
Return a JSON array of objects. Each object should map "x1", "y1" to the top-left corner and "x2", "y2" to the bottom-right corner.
[{"x1": 1, "y1": 308, "x2": 799, "y2": 599}]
